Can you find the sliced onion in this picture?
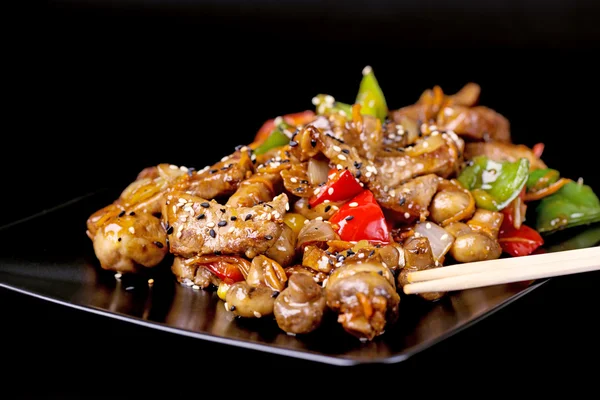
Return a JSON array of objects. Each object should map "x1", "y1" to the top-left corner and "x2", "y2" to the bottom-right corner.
[
  {"x1": 414, "y1": 221, "x2": 455, "y2": 262},
  {"x1": 307, "y1": 158, "x2": 330, "y2": 186},
  {"x1": 296, "y1": 219, "x2": 339, "y2": 250}
]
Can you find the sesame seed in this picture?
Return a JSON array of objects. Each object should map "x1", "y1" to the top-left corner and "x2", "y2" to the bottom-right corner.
[
  {"x1": 253, "y1": 311, "x2": 262, "y2": 318},
  {"x1": 192, "y1": 285, "x2": 200, "y2": 290},
  {"x1": 200, "y1": 202, "x2": 210, "y2": 208},
  {"x1": 114, "y1": 273, "x2": 122, "y2": 279},
  {"x1": 327, "y1": 188, "x2": 334, "y2": 195},
  {"x1": 336, "y1": 164, "x2": 343, "y2": 170},
  {"x1": 209, "y1": 229, "x2": 216, "y2": 238},
  {"x1": 166, "y1": 226, "x2": 174, "y2": 235},
  {"x1": 324, "y1": 205, "x2": 331, "y2": 212},
  {"x1": 310, "y1": 139, "x2": 317, "y2": 147},
  {"x1": 311, "y1": 96, "x2": 320, "y2": 105},
  {"x1": 337, "y1": 154, "x2": 347, "y2": 161},
  {"x1": 245, "y1": 214, "x2": 253, "y2": 221},
  {"x1": 349, "y1": 202, "x2": 358, "y2": 207},
  {"x1": 129, "y1": 211, "x2": 136, "y2": 216},
  {"x1": 404, "y1": 212, "x2": 410, "y2": 219},
  {"x1": 362, "y1": 65, "x2": 372, "y2": 75},
  {"x1": 176, "y1": 230, "x2": 182, "y2": 239},
  {"x1": 118, "y1": 210, "x2": 126, "y2": 218},
  {"x1": 333, "y1": 145, "x2": 341, "y2": 152},
  {"x1": 265, "y1": 235, "x2": 273, "y2": 240},
  {"x1": 197, "y1": 214, "x2": 205, "y2": 220},
  {"x1": 315, "y1": 216, "x2": 323, "y2": 221},
  {"x1": 218, "y1": 220, "x2": 227, "y2": 227},
  {"x1": 228, "y1": 227, "x2": 235, "y2": 233},
  {"x1": 441, "y1": 234, "x2": 449, "y2": 240},
  {"x1": 153, "y1": 241, "x2": 164, "y2": 248},
  {"x1": 426, "y1": 223, "x2": 432, "y2": 229},
  {"x1": 345, "y1": 215, "x2": 354, "y2": 221},
  {"x1": 128, "y1": 227, "x2": 135, "y2": 234},
  {"x1": 290, "y1": 177, "x2": 298, "y2": 183},
  {"x1": 207, "y1": 222, "x2": 215, "y2": 228},
  {"x1": 289, "y1": 140, "x2": 298, "y2": 147},
  {"x1": 285, "y1": 203, "x2": 289, "y2": 211}
]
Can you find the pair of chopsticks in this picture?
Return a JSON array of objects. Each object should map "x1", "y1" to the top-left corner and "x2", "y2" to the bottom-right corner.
[{"x1": 403, "y1": 246, "x2": 600, "y2": 294}]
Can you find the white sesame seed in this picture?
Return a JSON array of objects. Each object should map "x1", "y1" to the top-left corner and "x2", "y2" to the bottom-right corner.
[
  {"x1": 114, "y1": 273, "x2": 122, "y2": 279},
  {"x1": 128, "y1": 226, "x2": 135, "y2": 234},
  {"x1": 408, "y1": 204, "x2": 413, "y2": 209},
  {"x1": 328, "y1": 188, "x2": 334, "y2": 195},
  {"x1": 192, "y1": 285, "x2": 200, "y2": 290},
  {"x1": 180, "y1": 166, "x2": 189, "y2": 172},
  {"x1": 290, "y1": 177, "x2": 298, "y2": 183},
  {"x1": 337, "y1": 154, "x2": 347, "y2": 161},
  {"x1": 253, "y1": 311, "x2": 262, "y2": 318},
  {"x1": 426, "y1": 223, "x2": 432, "y2": 229},
  {"x1": 333, "y1": 145, "x2": 341, "y2": 152},
  {"x1": 274, "y1": 116, "x2": 283, "y2": 126},
  {"x1": 422, "y1": 142, "x2": 429, "y2": 148},
  {"x1": 324, "y1": 95, "x2": 335, "y2": 105},
  {"x1": 404, "y1": 212, "x2": 410, "y2": 219},
  {"x1": 148, "y1": 278, "x2": 154, "y2": 286},
  {"x1": 441, "y1": 234, "x2": 449, "y2": 240},
  {"x1": 176, "y1": 230, "x2": 182, "y2": 239},
  {"x1": 414, "y1": 232, "x2": 421, "y2": 237},
  {"x1": 358, "y1": 253, "x2": 365, "y2": 259},
  {"x1": 315, "y1": 216, "x2": 324, "y2": 221},
  {"x1": 362, "y1": 65, "x2": 372, "y2": 75},
  {"x1": 207, "y1": 222, "x2": 215, "y2": 228},
  {"x1": 221, "y1": 155, "x2": 230, "y2": 162},
  {"x1": 186, "y1": 280, "x2": 194, "y2": 286},
  {"x1": 349, "y1": 202, "x2": 359, "y2": 207},
  {"x1": 285, "y1": 202, "x2": 289, "y2": 211},
  {"x1": 332, "y1": 205, "x2": 339, "y2": 210},
  {"x1": 228, "y1": 227, "x2": 235, "y2": 233},
  {"x1": 312, "y1": 96, "x2": 320, "y2": 106},
  {"x1": 169, "y1": 164, "x2": 178, "y2": 170},
  {"x1": 336, "y1": 164, "x2": 343, "y2": 170}
]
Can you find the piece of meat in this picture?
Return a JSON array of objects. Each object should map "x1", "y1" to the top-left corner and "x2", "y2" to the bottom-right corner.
[
  {"x1": 274, "y1": 273, "x2": 327, "y2": 335},
  {"x1": 171, "y1": 256, "x2": 222, "y2": 288},
  {"x1": 374, "y1": 132, "x2": 463, "y2": 188},
  {"x1": 164, "y1": 191, "x2": 289, "y2": 259},
  {"x1": 463, "y1": 141, "x2": 548, "y2": 170},
  {"x1": 436, "y1": 105, "x2": 511, "y2": 143},
  {"x1": 91, "y1": 211, "x2": 168, "y2": 274},
  {"x1": 226, "y1": 172, "x2": 281, "y2": 207}
]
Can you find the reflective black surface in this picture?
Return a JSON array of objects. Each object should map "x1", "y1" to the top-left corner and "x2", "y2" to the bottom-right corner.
[{"x1": 1, "y1": 190, "x2": 598, "y2": 365}]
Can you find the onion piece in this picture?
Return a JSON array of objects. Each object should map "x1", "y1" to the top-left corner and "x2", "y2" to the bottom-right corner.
[
  {"x1": 307, "y1": 158, "x2": 330, "y2": 186},
  {"x1": 414, "y1": 221, "x2": 455, "y2": 262}
]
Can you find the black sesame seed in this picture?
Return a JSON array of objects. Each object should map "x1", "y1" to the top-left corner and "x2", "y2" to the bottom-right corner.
[
  {"x1": 201, "y1": 202, "x2": 210, "y2": 208},
  {"x1": 354, "y1": 161, "x2": 363, "y2": 169},
  {"x1": 337, "y1": 255, "x2": 345, "y2": 262},
  {"x1": 378, "y1": 270, "x2": 383, "y2": 275},
  {"x1": 209, "y1": 229, "x2": 216, "y2": 238},
  {"x1": 166, "y1": 226, "x2": 174, "y2": 235},
  {"x1": 345, "y1": 215, "x2": 354, "y2": 221},
  {"x1": 399, "y1": 198, "x2": 406, "y2": 206},
  {"x1": 324, "y1": 205, "x2": 331, "y2": 212},
  {"x1": 342, "y1": 149, "x2": 350, "y2": 154},
  {"x1": 264, "y1": 203, "x2": 273, "y2": 208},
  {"x1": 220, "y1": 208, "x2": 226, "y2": 213},
  {"x1": 271, "y1": 291, "x2": 280, "y2": 298},
  {"x1": 346, "y1": 249, "x2": 355, "y2": 256},
  {"x1": 118, "y1": 210, "x2": 126, "y2": 218},
  {"x1": 289, "y1": 140, "x2": 298, "y2": 147},
  {"x1": 265, "y1": 235, "x2": 273, "y2": 240},
  {"x1": 210, "y1": 169, "x2": 218, "y2": 174},
  {"x1": 355, "y1": 170, "x2": 362, "y2": 178},
  {"x1": 218, "y1": 220, "x2": 227, "y2": 227},
  {"x1": 230, "y1": 216, "x2": 237, "y2": 221},
  {"x1": 300, "y1": 179, "x2": 309, "y2": 184},
  {"x1": 197, "y1": 214, "x2": 205, "y2": 220},
  {"x1": 295, "y1": 187, "x2": 305, "y2": 193},
  {"x1": 245, "y1": 214, "x2": 253, "y2": 221},
  {"x1": 118, "y1": 237, "x2": 122, "y2": 242},
  {"x1": 230, "y1": 305, "x2": 236, "y2": 311},
  {"x1": 214, "y1": 250, "x2": 221, "y2": 255},
  {"x1": 129, "y1": 211, "x2": 136, "y2": 216},
  {"x1": 153, "y1": 241, "x2": 164, "y2": 248},
  {"x1": 369, "y1": 250, "x2": 376, "y2": 257},
  {"x1": 310, "y1": 139, "x2": 317, "y2": 147}
]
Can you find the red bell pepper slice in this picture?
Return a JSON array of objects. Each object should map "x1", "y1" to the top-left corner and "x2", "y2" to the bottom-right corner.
[
  {"x1": 498, "y1": 213, "x2": 544, "y2": 258},
  {"x1": 201, "y1": 260, "x2": 245, "y2": 285},
  {"x1": 253, "y1": 110, "x2": 316, "y2": 145},
  {"x1": 309, "y1": 168, "x2": 364, "y2": 207},
  {"x1": 329, "y1": 189, "x2": 391, "y2": 244}
]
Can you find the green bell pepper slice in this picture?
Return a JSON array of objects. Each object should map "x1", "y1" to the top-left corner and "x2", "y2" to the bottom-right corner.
[
  {"x1": 355, "y1": 66, "x2": 388, "y2": 122},
  {"x1": 526, "y1": 168, "x2": 560, "y2": 192},
  {"x1": 253, "y1": 121, "x2": 292, "y2": 155},
  {"x1": 457, "y1": 156, "x2": 530, "y2": 211},
  {"x1": 535, "y1": 181, "x2": 600, "y2": 234},
  {"x1": 313, "y1": 94, "x2": 353, "y2": 117}
]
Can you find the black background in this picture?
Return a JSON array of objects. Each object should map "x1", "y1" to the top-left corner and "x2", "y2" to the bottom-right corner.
[{"x1": 4, "y1": 0, "x2": 600, "y2": 395}]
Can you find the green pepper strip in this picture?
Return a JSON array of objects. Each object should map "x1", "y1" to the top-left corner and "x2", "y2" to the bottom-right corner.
[
  {"x1": 457, "y1": 156, "x2": 530, "y2": 211},
  {"x1": 313, "y1": 94, "x2": 353, "y2": 117},
  {"x1": 253, "y1": 122, "x2": 292, "y2": 155},
  {"x1": 535, "y1": 181, "x2": 600, "y2": 234},
  {"x1": 526, "y1": 168, "x2": 560, "y2": 192},
  {"x1": 355, "y1": 66, "x2": 388, "y2": 122}
]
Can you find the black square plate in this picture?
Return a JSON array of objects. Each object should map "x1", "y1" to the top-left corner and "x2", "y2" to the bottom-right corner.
[{"x1": 1, "y1": 189, "x2": 598, "y2": 366}]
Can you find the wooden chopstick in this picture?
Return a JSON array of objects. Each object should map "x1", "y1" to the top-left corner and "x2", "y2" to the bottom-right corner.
[{"x1": 403, "y1": 246, "x2": 600, "y2": 294}]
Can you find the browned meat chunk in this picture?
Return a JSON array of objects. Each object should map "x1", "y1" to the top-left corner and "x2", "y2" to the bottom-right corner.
[
  {"x1": 463, "y1": 141, "x2": 547, "y2": 170},
  {"x1": 164, "y1": 191, "x2": 288, "y2": 259}
]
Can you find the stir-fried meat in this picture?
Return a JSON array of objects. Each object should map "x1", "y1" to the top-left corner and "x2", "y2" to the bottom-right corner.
[
  {"x1": 374, "y1": 132, "x2": 463, "y2": 188},
  {"x1": 171, "y1": 254, "x2": 251, "y2": 288},
  {"x1": 281, "y1": 163, "x2": 314, "y2": 198},
  {"x1": 463, "y1": 141, "x2": 547, "y2": 170},
  {"x1": 226, "y1": 172, "x2": 281, "y2": 207},
  {"x1": 371, "y1": 174, "x2": 442, "y2": 223},
  {"x1": 436, "y1": 105, "x2": 511, "y2": 143},
  {"x1": 326, "y1": 261, "x2": 400, "y2": 340},
  {"x1": 274, "y1": 273, "x2": 327, "y2": 335},
  {"x1": 265, "y1": 224, "x2": 297, "y2": 267},
  {"x1": 164, "y1": 191, "x2": 288, "y2": 259},
  {"x1": 91, "y1": 211, "x2": 168, "y2": 273},
  {"x1": 171, "y1": 256, "x2": 221, "y2": 288},
  {"x1": 171, "y1": 149, "x2": 255, "y2": 200},
  {"x1": 326, "y1": 111, "x2": 384, "y2": 161},
  {"x1": 397, "y1": 236, "x2": 445, "y2": 301}
]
